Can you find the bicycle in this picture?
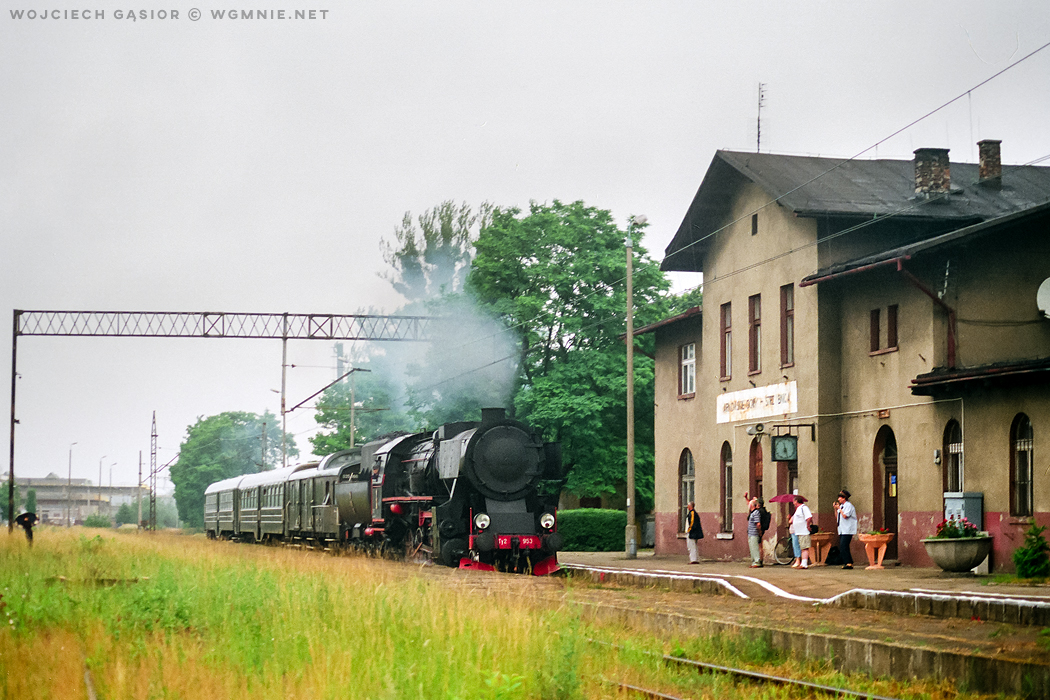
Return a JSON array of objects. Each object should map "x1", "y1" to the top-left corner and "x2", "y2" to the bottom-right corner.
[{"x1": 773, "y1": 535, "x2": 795, "y2": 565}]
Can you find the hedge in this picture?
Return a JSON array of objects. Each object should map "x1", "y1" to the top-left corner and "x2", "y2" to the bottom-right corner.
[{"x1": 557, "y1": 508, "x2": 627, "y2": 552}]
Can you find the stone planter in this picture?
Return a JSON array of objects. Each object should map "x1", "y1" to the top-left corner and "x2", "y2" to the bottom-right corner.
[
  {"x1": 857, "y1": 533, "x2": 895, "y2": 569},
  {"x1": 921, "y1": 535, "x2": 993, "y2": 573}
]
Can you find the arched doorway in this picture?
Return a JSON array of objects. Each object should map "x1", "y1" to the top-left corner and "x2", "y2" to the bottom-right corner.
[
  {"x1": 873, "y1": 426, "x2": 899, "y2": 560},
  {"x1": 749, "y1": 437, "x2": 764, "y2": 501}
]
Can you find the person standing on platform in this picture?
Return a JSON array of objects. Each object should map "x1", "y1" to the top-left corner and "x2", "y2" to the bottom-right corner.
[
  {"x1": 789, "y1": 495, "x2": 813, "y2": 569},
  {"x1": 834, "y1": 489, "x2": 857, "y2": 570},
  {"x1": 685, "y1": 501, "x2": 703, "y2": 564},
  {"x1": 747, "y1": 497, "x2": 764, "y2": 567}
]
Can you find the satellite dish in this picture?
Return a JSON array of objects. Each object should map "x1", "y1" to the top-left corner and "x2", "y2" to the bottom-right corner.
[{"x1": 1038, "y1": 278, "x2": 1050, "y2": 319}]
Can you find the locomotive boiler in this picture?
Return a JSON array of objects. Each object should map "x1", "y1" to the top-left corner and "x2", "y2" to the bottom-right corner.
[{"x1": 204, "y1": 408, "x2": 562, "y2": 575}]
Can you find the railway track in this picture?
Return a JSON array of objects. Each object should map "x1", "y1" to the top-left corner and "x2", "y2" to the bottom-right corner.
[{"x1": 593, "y1": 639, "x2": 901, "y2": 700}]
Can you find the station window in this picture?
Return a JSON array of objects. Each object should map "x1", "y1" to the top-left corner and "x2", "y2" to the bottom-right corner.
[
  {"x1": 748, "y1": 294, "x2": 761, "y2": 374},
  {"x1": 870, "y1": 304, "x2": 899, "y2": 355},
  {"x1": 720, "y1": 303, "x2": 732, "y2": 379},
  {"x1": 1010, "y1": 414, "x2": 1034, "y2": 517},
  {"x1": 679, "y1": 343, "x2": 696, "y2": 396},
  {"x1": 720, "y1": 442, "x2": 733, "y2": 533},
  {"x1": 780, "y1": 284, "x2": 794, "y2": 367},
  {"x1": 679, "y1": 450, "x2": 695, "y2": 533}
]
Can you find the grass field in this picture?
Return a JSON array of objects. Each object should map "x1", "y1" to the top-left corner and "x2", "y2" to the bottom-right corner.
[{"x1": 0, "y1": 528, "x2": 992, "y2": 699}]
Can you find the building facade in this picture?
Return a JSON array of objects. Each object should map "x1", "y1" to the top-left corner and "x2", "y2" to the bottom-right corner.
[
  {"x1": 4, "y1": 472, "x2": 149, "y2": 524},
  {"x1": 648, "y1": 143, "x2": 1050, "y2": 570}
]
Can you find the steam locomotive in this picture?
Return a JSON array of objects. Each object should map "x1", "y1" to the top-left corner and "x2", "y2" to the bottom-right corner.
[{"x1": 203, "y1": 408, "x2": 563, "y2": 575}]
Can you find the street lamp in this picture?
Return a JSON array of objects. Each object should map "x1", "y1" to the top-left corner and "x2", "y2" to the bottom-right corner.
[
  {"x1": 98, "y1": 456, "x2": 105, "y2": 516},
  {"x1": 625, "y1": 214, "x2": 647, "y2": 559},
  {"x1": 67, "y1": 442, "x2": 77, "y2": 527}
]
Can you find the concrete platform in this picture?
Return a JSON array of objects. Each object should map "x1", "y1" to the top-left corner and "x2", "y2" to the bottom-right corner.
[{"x1": 557, "y1": 550, "x2": 1050, "y2": 697}]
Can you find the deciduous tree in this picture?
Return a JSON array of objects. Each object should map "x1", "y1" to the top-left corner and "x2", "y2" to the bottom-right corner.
[
  {"x1": 467, "y1": 200, "x2": 674, "y2": 508},
  {"x1": 169, "y1": 411, "x2": 295, "y2": 528}
]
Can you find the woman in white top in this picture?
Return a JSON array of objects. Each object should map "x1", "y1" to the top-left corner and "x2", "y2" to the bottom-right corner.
[{"x1": 789, "y1": 494, "x2": 813, "y2": 568}]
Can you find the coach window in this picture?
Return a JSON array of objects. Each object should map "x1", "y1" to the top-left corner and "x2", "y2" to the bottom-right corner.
[
  {"x1": 679, "y1": 343, "x2": 696, "y2": 397},
  {"x1": 679, "y1": 449, "x2": 695, "y2": 533},
  {"x1": 1010, "y1": 414, "x2": 1034, "y2": 517},
  {"x1": 720, "y1": 442, "x2": 733, "y2": 532}
]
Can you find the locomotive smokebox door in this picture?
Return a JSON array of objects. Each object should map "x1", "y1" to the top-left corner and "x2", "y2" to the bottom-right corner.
[{"x1": 466, "y1": 425, "x2": 543, "y2": 500}]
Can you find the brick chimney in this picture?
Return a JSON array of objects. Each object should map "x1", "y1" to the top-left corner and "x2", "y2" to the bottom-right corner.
[
  {"x1": 914, "y1": 148, "x2": 951, "y2": 195},
  {"x1": 978, "y1": 139, "x2": 1002, "y2": 188}
]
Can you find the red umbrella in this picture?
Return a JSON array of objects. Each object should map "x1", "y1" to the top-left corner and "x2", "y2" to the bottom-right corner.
[{"x1": 767, "y1": 494, "x2": 806, "y2": 503}]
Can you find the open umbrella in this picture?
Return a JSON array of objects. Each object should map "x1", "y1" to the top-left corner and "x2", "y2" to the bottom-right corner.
[
  {"x1": 14, "y1": 512, "x2": 37, "y2": 527},
  {"x1": 767, "y1": 494, "x2": 805, "y2": 503}
]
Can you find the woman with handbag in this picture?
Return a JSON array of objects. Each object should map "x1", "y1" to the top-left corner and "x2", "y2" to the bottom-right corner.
[{"x1": 789, "y1": 494, "x2": 813, "y2": 569}]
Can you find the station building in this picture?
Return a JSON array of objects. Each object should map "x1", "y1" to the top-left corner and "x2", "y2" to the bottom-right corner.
[{"x1": 644, "y1": 142, "x2": 1050, "y2": 570}]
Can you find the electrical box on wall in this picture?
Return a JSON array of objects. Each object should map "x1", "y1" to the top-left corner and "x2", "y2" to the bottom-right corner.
[{"x1": 944, "y1": 492, "x2": 983, "y2": 530}]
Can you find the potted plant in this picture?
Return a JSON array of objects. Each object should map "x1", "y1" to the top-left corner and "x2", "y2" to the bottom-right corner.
[
  {"x1": 922, "y1": 517, "x2": 992, "y2": 573},
  {"x1": 857, "y1": 527, "x2": 895, "y2": 569}
]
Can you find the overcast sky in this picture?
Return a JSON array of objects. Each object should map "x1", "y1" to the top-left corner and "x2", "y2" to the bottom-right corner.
[{"x1": 3, "y1": 1, "x2": 1049, "y2": 491}]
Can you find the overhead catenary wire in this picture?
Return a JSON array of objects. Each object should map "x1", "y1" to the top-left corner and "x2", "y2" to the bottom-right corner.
[{"x1": 333, "y1": 41, "x2": 1050, "y2": 396}]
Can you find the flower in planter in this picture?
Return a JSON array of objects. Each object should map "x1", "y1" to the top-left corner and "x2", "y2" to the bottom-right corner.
[
  {"x1": 865, "y1": 527, "x2": 892, "y2": 535},
  {"x1": 932, "y1": 517, "x2": 979, "y2": 539}
]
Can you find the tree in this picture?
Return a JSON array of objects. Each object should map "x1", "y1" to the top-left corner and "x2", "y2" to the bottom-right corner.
[
  {"x1": 467, "y1": 200, "x2": 673, "y2": 509},
  {"x1": 1, "y1": 481, "x2": 21, "y2": 522},
  {"x1": 380, "y1": 201, "x2": 493, "y2": 303},
  {"x1": 25, "y1": 489, "x2": 37, "y2": 515},
  {"x1": 168, "y1": 411, "x2": 296, "y2": 528},
  {"x1": 310, "y1": 360, "x2": 415, "y2": 454},
  {"x1": 115, "y1": 502, "x2": 136, "y2": 526}
]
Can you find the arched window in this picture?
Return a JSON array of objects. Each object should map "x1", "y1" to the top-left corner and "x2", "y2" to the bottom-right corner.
[
  {"x1": 943, "y1": 420, "x2": 963, "y2": 493},
  {"x1": 679, "y1": 450, "x2": 695, "y2": 533},
  {"x1": 720, "y1": 442, "x2": 733, "y2": 532},
  {"x1": 1011, "y1": 414, "x2": 1034, "y2": 517}
]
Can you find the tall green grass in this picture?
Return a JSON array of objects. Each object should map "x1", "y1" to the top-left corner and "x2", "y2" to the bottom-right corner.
[{"x1": 0, "y1": 528, "x2": 1006, "y2": 699}]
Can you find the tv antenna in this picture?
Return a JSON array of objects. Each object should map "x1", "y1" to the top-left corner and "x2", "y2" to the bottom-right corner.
[{"x1": 756, "y1": 82, "x2": 766, "y2": 152}]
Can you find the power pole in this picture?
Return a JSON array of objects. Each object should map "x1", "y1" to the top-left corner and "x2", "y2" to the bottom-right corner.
[
  {"x1": 149, "y1": 412, "x2": 157, "y2": 531},
  {"x1": 67, "y1": 442, "x2": 76, "y2": 527},
  {"x1": 625, "y1": 215, "x2": 646, "y2": 559},
  {"x1": 137, "y1": 451, "x2": 142, "y2": 530}
]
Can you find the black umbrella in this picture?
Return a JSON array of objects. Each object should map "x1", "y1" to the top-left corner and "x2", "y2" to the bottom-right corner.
[{"x1": 14, "y1": 512, "x2": 37, "y2": 527}]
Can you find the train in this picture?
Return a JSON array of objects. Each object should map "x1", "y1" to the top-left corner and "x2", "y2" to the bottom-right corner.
[{"x1": 203, "y1": 408, "x2": 563, "y2": 575}]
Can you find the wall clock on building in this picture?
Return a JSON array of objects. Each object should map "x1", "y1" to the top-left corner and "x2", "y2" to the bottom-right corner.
[{"x1": 771, "y1": 435, "x2": 798, "y2": 462}]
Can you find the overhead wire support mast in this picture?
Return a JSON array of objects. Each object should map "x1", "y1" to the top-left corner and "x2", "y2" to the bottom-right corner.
[{"x1": 7, "y1": 309, "x2": 435, "y2": 533}]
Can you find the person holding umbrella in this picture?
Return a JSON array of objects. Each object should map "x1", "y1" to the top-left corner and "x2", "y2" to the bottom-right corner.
[{"x1": 15, "y1": 512, "x2": 38, "y2": 547}]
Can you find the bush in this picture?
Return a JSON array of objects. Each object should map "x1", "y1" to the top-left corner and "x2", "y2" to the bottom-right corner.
[
  {"x1": 1013, "y1": 522, "x2": 1050, "y2": 578},
  {"x1": 82, "y1": 513, "x2": 112, "y2": 528},
  {"x1": 557, "y1": 508, "x2": 626, "y2": 552}
]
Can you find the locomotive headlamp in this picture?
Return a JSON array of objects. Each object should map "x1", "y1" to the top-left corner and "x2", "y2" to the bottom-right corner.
[
  {"x1": 474, "y1": 513, "x2": 491, "y2": 530},
  {"x1": 539, "y1": 513, "x2": 556, "y2": 530}
]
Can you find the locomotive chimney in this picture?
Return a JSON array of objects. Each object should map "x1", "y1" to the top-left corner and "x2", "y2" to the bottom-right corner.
[
  {"x1": 914, "y1": 147, "x2": 951, "y2": 195},
  {"x1": 481, "y1": 407, "x2": 506, "y2": 425}
]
